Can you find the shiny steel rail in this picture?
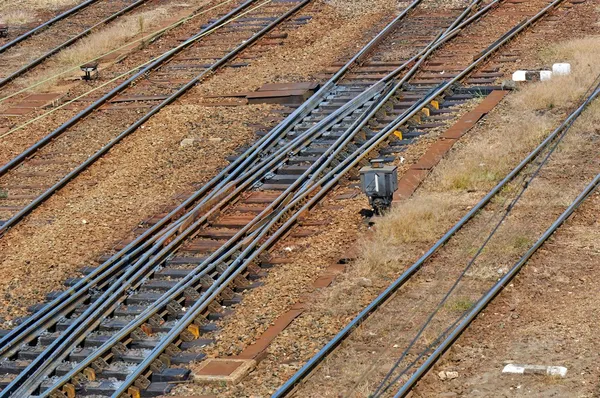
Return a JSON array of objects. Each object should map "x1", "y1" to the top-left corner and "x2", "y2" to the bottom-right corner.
[
  {"x1": 0, "y1": 0, "x2": 100, "y2": 54},
  {"x1": 272, "y1": 0, "x2": 565, "y2": 396},
  {"x1": 0, "y1": 0, "x2": 151, "y2": 89}
]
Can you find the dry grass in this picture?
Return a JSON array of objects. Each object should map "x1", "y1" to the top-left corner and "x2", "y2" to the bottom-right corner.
[
  {"x1": 54, "y1": 7, "x2": 170, "y2": 67},
  {"x1": 316, "y1": 36, "x2": 600, "y2": 317},
  {"x1": 429, "y1": 37, "x2": 600, "y2": 194},
  {"x1": 0, "y1": 0, "x2": 80, "y2": 24},
  {"x1": 20, "y1": 6, "x2": 174, "y2": 90},
  {"x1": 518, "y1": 38, "x2": 600, "y2": 111}
]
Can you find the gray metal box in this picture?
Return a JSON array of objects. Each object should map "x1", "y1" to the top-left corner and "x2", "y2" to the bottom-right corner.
[{"x1": 359, "y1": 165, "x2": 398, "y2": 198}]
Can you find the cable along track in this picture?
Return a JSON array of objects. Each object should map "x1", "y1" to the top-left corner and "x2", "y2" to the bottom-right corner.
[
  {"x1": 0, "y1": 0, "x2": 568, "y2": 397},
  {"x1": 0, "y1": 0, "x2": 313, "y2": 235}
]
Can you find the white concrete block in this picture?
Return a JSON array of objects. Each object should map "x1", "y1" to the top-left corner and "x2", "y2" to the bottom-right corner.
[
  {"x1": 512, "y1": 70, "x2": 527, "y2": 82},
  {"x1": 553, "y1": 63, "x2": 571, "y2": 76},
  {"x1": 540, "y1": 70, "x2": 552, "y2": 81},
  {"x1": 502, "y1": 363, "x2": 567, "y2": 378}
]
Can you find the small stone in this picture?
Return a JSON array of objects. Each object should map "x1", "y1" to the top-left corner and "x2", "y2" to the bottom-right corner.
[
  {"x1": 446, "y1": 371, "x2": 459, "y2": 380},
  {"x1": 81, "y1": 219, "x2": 88, "y2": 224},
  {"x1": 180, "y1": 138, "x2": 196, "y2": 147},
  {"x1": 438, "y1": 371, "x2": 447, "y2": 381},
  {"x1": 357, "y1": 277, "x2": 372, "y2": 288}
]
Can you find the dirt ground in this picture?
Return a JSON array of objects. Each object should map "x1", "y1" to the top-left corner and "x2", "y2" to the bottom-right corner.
[
  {"x1": 0, "y1": 0, "x2": 598, "y2": 396},
  {"x1": 0, "y1": 0, "x2": 402, "y2": 323},
  {"x1": 413, "y1": 191, "x2": 600, "y2": 397}
]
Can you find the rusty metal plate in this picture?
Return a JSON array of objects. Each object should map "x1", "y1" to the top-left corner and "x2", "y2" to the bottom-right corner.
[
  {"x1": 237, "y1": 309, "x2": 304, "y2": 359},
  {"x1": 411, "y1": 139, "x2": 457, "y2": 170},
  {"x1": 393, "y1": 168, "x2": 429, "y2": 201},
  {"x1": 195, "y1": 360, "x2": 244, "y2": 376},
  {"x1": 441, "y1": 90, "x2": 508, "y2": 139}
]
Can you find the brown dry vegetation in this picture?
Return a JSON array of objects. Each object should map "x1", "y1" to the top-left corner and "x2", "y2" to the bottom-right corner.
[
  {"x1": 323, "y1": 36, "x2": 600, "y2": 311},
  {"x1": 53, "y1": 7, "x2": 172, "y2": 67},
  {"x1": 296, "y1": 35, "x2": 600, "y2": 396},
  {"x1": 0, "y1": 0, "x2": 80, "y2": 24}
]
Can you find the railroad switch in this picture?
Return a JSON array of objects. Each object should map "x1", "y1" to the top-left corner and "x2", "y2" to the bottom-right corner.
[
  {"x1": 360, "y1": 159, "x2": 398, "y2": 215},
  {"x1": 0, "y1": 25, "x2": 8, "y2": 38},
  {"x1": 80, "y1": 62, "x2": 99, "y2": 81}
]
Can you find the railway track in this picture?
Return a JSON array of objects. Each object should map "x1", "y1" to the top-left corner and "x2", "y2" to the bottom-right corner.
[
  {"x1": 276, "y1": 77, "x2": 600, "y2": 397},
  {"x1": 0, "y1": 0, "x2": 101, "y2": 53},
  {"x1": 272, "y1": 4, "x2": 599, "y2": 398},
  {"x1": 0, "y1": 0, "x2": 156, "y2": 90},
  {"x1": 0, "y1": 0, "x2": 314, "y2": 234},
  {"x1": 1, "y1": 1, "x2": 580, "y2": 396},
  {"x1": 3, "y1": 0, "x2": 488, "y2": 395},
  {"x1": 0, "y1": 0, "x2": 573, "y2": 396}
]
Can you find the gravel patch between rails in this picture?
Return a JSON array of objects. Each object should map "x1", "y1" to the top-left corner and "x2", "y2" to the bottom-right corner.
[
  {"x1": 187, "y1": 0, "x2": 400, "y2": 97},
  {"x1": 0, "y1": 0, "x2": 409, "y2": 323},
  {"x1": 0, "y1": 104, "x2": 277, "y2": 325}
]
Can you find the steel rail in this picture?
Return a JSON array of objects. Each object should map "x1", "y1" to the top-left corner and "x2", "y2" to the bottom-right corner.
[
  {"x1": 0, "y1": 0, "x2": 427, "y2": 237},
  {"x1": 40, "y1": 1, "x2": 435, "y2": 394},
  {"x1": 2, "y1": 2, "x2": 320, "y2": 396},
  {"x1": 0, "y1": 0, "x2": 151, "y2": 89},
  {"x1": 0, "y1": 0, "x2": 256, "y2": 179},
  {"x1": 0, "y1": 0, "x2": 424, "y2": 236},
  {"x1": 3, "y1": 20, "x2": 380, "y2": 368},
  {"x1": 0, "y1": 0, "x2": 265, "y2": 353},
  {"x1": 0, "y1": 0, "x2": 414, "y2": 358},
  {"x1": 0, "y1": 0, "x2": 100, "y2": 54},
  {"x1": 112, "y1": 1, "x2": 506, "y2": 393},
  {"x1": 60, "y1": 0, "x2": 562, "y2": 393},
  {"x1": 272, "y1": 0, "x2": 564, "y2": 395},
  {"x1": 0, "y1": 0, "x2": 259, "y2": 236},
  {"x1": 9, "y1": 0, "x2": 464, "y2": 392},
  {"x1": 394, "y1": 170, "x2": 600, "y2": 397},
  {"x1": 374, "y1": 79, "x2": 600, "y2": 397},
  {"x1": 0, "y1": 0, "x2": 259, "y2": 385},
  {"x1": 299, "y1": 0, "x2": 492, "y2": 185},
  {"x1": 9, "y1": 0, "x2": 488, "y2": 392}
]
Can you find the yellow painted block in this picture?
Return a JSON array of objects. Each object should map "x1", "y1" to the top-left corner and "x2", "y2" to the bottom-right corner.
[
  {"x1": 393, "y1": 130, "x2": 403, "y2": 139},
  {"x1": 128, "y1": 386, "x2": 141, "y2": 398},
  {"x1": 430, "y1": 100, "x2": 439, "y2": 109},
  {"x1": 63, "y1": 384, "x2": 76, "y2": 398},
  {"x1": 188, "y1": 324, "x2": 200, "y2": 339},
  {"x1": 421, "y1": 108, "x2": 430, "y2": 117},
  {"x1": 83, "y1": 367, "x2": 96, "y2": 381}
]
